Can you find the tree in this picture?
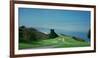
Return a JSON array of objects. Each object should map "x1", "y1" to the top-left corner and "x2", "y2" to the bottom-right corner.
[
  {"x1": 88, "y1": 29, "x2": 91, "y2": 39},
  {"x1": 49, "y1": 29, "x2": 58, "y2": 38},
  {"x1": 19, "y1": 26, "x2": 30, "y2": 43}
]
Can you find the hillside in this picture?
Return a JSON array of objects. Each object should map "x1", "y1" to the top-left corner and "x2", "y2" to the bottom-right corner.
[
  {"x1": 19, "y1": 26, "x2": 48, "y2": 42},
  {"x1": 19, "y1": 35, "x2": 90, "y2": 49},
  {"x1": 19, "y1": 26, "x2": 90, "y2": 49}
]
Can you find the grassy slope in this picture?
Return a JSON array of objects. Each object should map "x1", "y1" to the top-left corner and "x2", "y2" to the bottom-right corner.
[{"x1": 19, "y1": 35, "x2": 90, "y2": 49}]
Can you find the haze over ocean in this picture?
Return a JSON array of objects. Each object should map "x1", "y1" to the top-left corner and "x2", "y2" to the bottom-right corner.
[{"x1": 19, "y1": 8, "x2": 90, "y2": 42}]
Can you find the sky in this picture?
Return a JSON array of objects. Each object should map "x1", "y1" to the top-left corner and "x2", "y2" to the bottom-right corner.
[{"x1": 19, "y1": 8, "x2": 90, "y2": 33}]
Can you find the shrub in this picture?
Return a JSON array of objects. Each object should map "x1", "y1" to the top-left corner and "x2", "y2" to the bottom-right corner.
[{"x1": 48, "y1": 29, "x2": 58, "y2": 38}]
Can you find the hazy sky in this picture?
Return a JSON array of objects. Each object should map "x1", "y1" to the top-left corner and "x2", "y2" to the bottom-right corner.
[{"x1": 19, "y1": 8, "x2": 90, "y2": 33}]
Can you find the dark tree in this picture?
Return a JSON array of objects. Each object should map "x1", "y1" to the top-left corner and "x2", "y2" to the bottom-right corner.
[
  {"x1": 19, "y1": 26, "x2": 30, "y2": 43},
  {"x1": 19, "y1": 25, "x2": 26, "y2": 39},
  {"x1": 49, "y1": 29, "x2": 58, "y2": 38},
  {"x1": 88, "y1": 29, "x2": 91, "y2": 39}
]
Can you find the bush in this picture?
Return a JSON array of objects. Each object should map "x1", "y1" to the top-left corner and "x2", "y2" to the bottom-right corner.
[{"x1": 48, "y1": 29, "x2": 58, "y2": 38}]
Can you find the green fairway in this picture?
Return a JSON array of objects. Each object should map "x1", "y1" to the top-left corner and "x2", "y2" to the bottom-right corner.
[{"x1": 19, "y1": 35, "x2": 90, "y2": 49}]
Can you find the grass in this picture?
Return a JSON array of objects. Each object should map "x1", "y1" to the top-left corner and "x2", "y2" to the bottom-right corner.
[{"x1": 19, "y1": 35, "x2": 90, "y2": 49}]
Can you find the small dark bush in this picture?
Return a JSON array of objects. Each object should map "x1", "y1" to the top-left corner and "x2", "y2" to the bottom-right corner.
[{"x1": 48, "y1": 29, "x2": 58, "y2": 38}]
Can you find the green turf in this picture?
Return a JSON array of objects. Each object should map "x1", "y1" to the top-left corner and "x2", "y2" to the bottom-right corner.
[{"x1": 19, "y1": 35, "x2": 90, "y2": 49}]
